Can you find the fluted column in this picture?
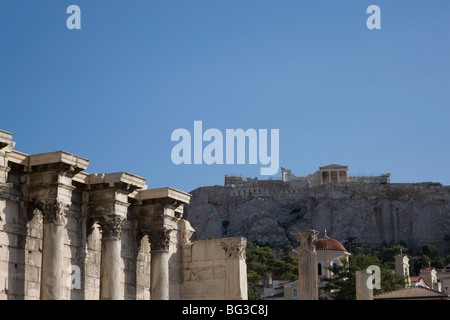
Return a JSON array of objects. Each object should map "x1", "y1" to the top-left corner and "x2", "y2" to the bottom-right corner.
[
  {"x1": 98, "y1": 215, "x2": 125, "y2": 300},
  {"x1": 291, "y1": 230, "x2": 319, "y2": 300},
  {"x1": 38, "y1": 199, "x2": 70, "y2": 300},
  {"x1": 147, "y1": 228, "x2": 172, "y2": 300}
]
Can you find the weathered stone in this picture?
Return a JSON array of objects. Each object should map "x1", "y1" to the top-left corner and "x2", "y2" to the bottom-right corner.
[
  {"x1": 0, "y1": 129, "x2": 248, "y2": 301},
  {"x1": 185, "y1": 181, "x2": 450, "y2": 253}
]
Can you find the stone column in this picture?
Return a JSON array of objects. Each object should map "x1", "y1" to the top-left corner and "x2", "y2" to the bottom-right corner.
[
  {"x1": 147, "y1": 228, "x2": 172, "y2": 300},
  {"x1": 26, "y1": 152, "x2": 89, "y2": 300},
  {"x1": 291, "y1": 230, "x2": 319, "y2": 300},
  {"x1": 356, "y1": 270, "x2": 373, "y2": 300},
  {"x1": 98, "y1": 215, "x2": 125, "y2": 300},
  {"x1": 38, "y1": 199, "x2": 70, "y2": 300},
  {"x1": 135, "y1": 187, "x2": 192, "y2": 300},
  {"x1": 221, "y1": 237, "x2": 248, "y2": 300},
  {"x1": 88, "y1": 172, "x2": 146, "y2": 300}
]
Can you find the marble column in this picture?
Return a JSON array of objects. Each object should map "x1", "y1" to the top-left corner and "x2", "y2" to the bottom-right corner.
[
  {"x1": 38, "y1": 199, "x2": 70, "y2": 300},
  {"x1": 291, "y1": 230, "x2": 319, "y2": 300},
  {"x1": 88, "y1": 172, "x2": 146, "y2": 300},
  {"x1": 26, "y1": 152, "x2": 89, "y2": 299},
  {"x1": 98, "y1": 215, "x2": 125, "y2": 300},
  {"x1": 356, "y1": 270, "x2": 373, "y2": 300},
  {"x1": 147, "y1": 228, "x2": 172, "y2": 300}
]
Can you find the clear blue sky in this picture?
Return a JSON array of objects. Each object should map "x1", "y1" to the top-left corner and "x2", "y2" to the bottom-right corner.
[{"x1": 1, "y1": 1, "x2": 449, "y2": 193}]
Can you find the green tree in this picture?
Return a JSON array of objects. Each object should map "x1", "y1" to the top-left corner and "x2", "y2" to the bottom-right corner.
[
  {"x1": 422, "y1": 244, "x2": 437, "y2": 259},
  {"x1": 248, "y1": 286, "x2": 264, "y2": 300},
  {"x1": 320, "y1": 253, "x2": 405, "y2": 300}
]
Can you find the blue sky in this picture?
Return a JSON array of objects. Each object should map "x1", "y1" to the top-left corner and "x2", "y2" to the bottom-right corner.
[{"x1": 1, "y1": 1, "x2": 449, "y2": 193}]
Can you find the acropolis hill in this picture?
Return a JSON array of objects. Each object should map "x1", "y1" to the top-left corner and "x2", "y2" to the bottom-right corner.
[{"x1": 184, "y1": 165, "x2": 450, "y2": 254}]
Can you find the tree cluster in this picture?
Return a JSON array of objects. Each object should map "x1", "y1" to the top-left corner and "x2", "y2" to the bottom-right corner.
[{"x1": 246, "y1": 237, "x2": 450, "y2": 300}]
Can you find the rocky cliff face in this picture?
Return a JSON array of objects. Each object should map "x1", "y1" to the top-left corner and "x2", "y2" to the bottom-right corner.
[{"x1": 184, "y1": 181, "x2": 450, "y2": 254}]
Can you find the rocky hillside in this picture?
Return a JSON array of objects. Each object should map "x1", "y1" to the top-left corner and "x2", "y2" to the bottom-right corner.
[{"x1": 183, "y1": 181, "x2": 450, "y2": 254}]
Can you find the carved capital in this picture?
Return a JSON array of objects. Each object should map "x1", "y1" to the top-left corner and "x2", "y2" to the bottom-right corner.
[
  {"x1": 146, "y1": 228, "x2": 172, "y2": 252},
  {"x1": 221, "y1": 237, "x2": 247, "y2": 260},
  {"x1": 291, "y1": 230, "x2": 319, "y2": 253},
  {"x1": 97, "y1": 215, "x2": 125, "y2": 240},
  {"x1": 35, "y1": 199, "x2": 70, "y2": 225}
]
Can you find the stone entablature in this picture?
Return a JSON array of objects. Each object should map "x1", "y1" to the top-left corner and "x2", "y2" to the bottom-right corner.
[{"x1": 0, "y1": 129, "x2": 247, "y2": 300}]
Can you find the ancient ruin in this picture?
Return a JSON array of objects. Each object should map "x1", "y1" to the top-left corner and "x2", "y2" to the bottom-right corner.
[
  {"x1": 0, "y1": 129, "x2": 247, "y2": 300},
  {"x1": 187, "y1": 168, "x2": 450, "y2": 252}
]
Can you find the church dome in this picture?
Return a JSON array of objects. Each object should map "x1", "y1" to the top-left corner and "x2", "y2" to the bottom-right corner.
[{"x1": 316, "y1": 238, "x2": 348, "y2": 252}]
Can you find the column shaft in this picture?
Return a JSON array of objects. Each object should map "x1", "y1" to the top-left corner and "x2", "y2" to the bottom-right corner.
[
  {"x1": 147, "y1": 228, "x2": 172, "y2": 300},
  {"x1": 98, "y1": 215, "x2": 125, "y2": 300},
  {"x1": 100, "y1": 239, "x2": 122, "y2": 299},
  {"x1": 38, "y1": 199, "x2": 69, "y2": 300},
  {"x1": 298, "y1": 249, "x2": 318, "y2": 300},
  {"x1": 150, "y1": 250, "x2": 170, "y2": 300},
  {"x1": 40, "y1": 223, "x2": 65, "y2": 299},
  {"x1": 291, "y1": 230, "x2": 319, "y2": 300}
]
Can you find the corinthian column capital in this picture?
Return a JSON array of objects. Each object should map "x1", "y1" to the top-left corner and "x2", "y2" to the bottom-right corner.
[
  {"x1": 291, "y1": 230, "x2": 319, "y2": 252},
  {"x1": 36, "y1": 199, "x2": 70, "y2": 225},
  {"x1": 221, "y1": 237, "x2": 247, "y2": 260},
  {"x1": 146, "y1": 228, "x2": 172, "y2": 252},
  {"x1": 97, "y1": 215, "x2": 125, "y2": 240}
]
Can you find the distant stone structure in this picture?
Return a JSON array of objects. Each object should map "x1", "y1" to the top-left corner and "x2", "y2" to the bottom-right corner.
[
  {"x1": 186, "y1": 167, "x2": 450, "y2": 254},
  {"x1": 0, "y1": 129, "x2": 247, "y2": 300},
  {"x1": 226, "y1": 164, "x2": 390, "y2": 188}
]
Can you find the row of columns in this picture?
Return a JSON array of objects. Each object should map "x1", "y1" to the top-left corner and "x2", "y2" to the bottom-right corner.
[
  {"x1": 320, "y1": 170, "x2": 349, "y2": 184},
  {"x1": 24, "y1": 152, "x2": 190, "y2": 300}
]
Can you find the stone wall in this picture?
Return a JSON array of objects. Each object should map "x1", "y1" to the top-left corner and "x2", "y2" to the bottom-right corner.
[
  {"x1": 180, "y1": 237, "x2": 247, "y2": 300},
  {"x1": 184, "y1": 182, "x2": 450, "y2": 253}
]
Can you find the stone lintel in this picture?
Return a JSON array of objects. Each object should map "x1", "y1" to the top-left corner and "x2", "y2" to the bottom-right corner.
[
  {"x1": 29, "y1": 151, "x2": 89, "y2": 172},
  {"x1": 88, "y1": 172, "x2": 146, "y2": 190},
  {"x1": 137, "y1": 187, "x2": 192, "y2": 221},
  {"x1": 138, "y1": 187, "x2": 191, "y2": 205},
  {"x1": 87, "y1": 172, "x2": 146, "y2": 220},
  {"x1": 7, "y1": 150, "x2": 29, "y2": 166}
]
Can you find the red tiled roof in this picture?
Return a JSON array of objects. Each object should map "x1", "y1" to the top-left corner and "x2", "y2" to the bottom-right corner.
[
  {"x1": 316, "y1": 238, "x2": 348, "y2": 252},
  {"x1": 374, "y1": 286, "x2": 449, "y2": 300}
]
